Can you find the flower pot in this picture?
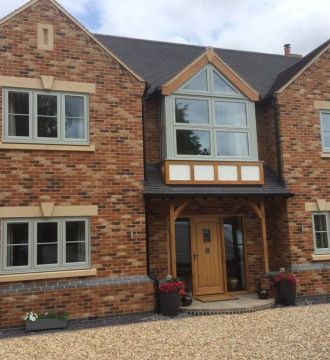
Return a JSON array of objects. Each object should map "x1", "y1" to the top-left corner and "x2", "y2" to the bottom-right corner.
[
  {"x1": 181, "y1": 294, "x2": 193, "y2": 307},
  {"x1": 25, "y1": 318, "x2": 68, "y2": 332},
  {"x1": 159, "y1": 291, "x2": 180, "y2": 316},
  {"x1": 278, "y1": 282, "x2": 296, "y2": 306},
  {"x1": 228, "y1": 277, "x2": 239, "y2": 291}
]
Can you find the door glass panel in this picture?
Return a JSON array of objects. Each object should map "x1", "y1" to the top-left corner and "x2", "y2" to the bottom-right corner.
[
  {"x1": 175, "y1": 220, "x2": 192, "y2": 292},
  {"x1": 224, "y1": 217, "x2": 245, "y2": 290},
  {"x1": 175, "y1": 99, "x2": 209, "y2": 124},
  {"x1": 36, "y1": 222, "x2": 58, "y2": 265},
  {"x1": 177, "y1": 129, "x2": 211, "y2": 155}
]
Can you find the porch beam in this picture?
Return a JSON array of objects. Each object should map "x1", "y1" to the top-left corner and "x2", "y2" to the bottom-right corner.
[{"x1": 168, "y1": 199, "x2": 191, "y2": 277}]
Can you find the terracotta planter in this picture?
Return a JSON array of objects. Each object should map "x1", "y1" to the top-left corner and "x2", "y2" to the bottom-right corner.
[
  {"x1": 159, "y1": 291, "x2": 180, "y2": 316},
  {"x1": 25, "y1": 318, "x2": 68, "y2": 332},
  {"x1": 278, "y1": 282, "x2": 296, "y2": 306}
]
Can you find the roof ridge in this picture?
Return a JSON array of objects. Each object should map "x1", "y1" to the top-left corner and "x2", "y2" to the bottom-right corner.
[{"x1": 94, "y1": 33, "x2": 294, "y2": 59}]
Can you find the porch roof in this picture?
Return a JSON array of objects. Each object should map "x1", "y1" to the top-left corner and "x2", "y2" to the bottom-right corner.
[{"x1": 144, "y1": 165, "x2": 293, "y2": 198}]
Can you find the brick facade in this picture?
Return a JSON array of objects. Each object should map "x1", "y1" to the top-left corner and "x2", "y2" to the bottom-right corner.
[{"x1": 0, "y1": 0, "x2": 154, "y2": 328}]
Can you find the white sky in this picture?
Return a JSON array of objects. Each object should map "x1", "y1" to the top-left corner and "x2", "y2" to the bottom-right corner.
[{"x1": 0, "y1": 0, "x2": 329, "y2": 55}]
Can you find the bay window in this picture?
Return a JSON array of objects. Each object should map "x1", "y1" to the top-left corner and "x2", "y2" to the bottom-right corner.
[
  {"x1": 164, "y1": 65, "x2": 258, "y2": 160},
  {"x1": 2, "y1": 218, "x2": 90, "y2": 273},
  {"x1": 3, "y1": 89, "x2": 89, "y2": 144}
]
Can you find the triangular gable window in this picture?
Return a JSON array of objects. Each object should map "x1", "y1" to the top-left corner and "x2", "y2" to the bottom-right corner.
[
  {"x1": 182, "y1": 69, "x2": 208, "y2": 91},
  {"x1": 212, "y1": 70, "x2": 238, "y2": 95}
]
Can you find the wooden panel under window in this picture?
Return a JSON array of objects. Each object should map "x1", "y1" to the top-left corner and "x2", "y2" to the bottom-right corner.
[{"x1": 163, "y1": 160, "x2": 264, "y2": 185}]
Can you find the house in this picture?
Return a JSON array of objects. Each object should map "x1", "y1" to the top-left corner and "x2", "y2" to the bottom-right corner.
[{"x1": 0, "y1": 0, "x2": 329, "y2": 328}]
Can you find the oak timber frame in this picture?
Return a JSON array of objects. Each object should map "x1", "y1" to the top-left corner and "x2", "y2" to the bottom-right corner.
[{"x1": 167, "y1": 198, "x2": 270, "y2": 278}]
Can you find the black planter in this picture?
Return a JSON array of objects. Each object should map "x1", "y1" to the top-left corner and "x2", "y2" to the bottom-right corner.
[
  {"x1": 159, "y1": 291, "x2": 180, "y2": 316},
  {"x1": 25, "y1": 318, "x2": 68, "y2": 332},
  {"x1": 278, "y1": 282, "x2": 296, "y2": 306}
]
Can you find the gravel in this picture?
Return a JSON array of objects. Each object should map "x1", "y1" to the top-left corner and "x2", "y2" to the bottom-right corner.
[{"x1": 0, "y1": 304, "x2": 329, "y2": 360}]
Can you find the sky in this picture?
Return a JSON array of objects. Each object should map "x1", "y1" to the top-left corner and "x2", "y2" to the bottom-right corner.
[{"x1": 0, "y1": 0, "x2": 329, "y2": 56}]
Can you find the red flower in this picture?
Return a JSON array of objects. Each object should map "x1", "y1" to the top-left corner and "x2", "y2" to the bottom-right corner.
[
  {"x1": 273, "y1": 272, "x2": 297, "y2": 284},
  {"x1": 159, "y1": 280, "x2": 185, "y2": 294}
]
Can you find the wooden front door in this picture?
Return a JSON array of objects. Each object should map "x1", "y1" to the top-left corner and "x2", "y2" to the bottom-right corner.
[{"x1": 191, "y1": 218, "x2": 225, "y2": 296}]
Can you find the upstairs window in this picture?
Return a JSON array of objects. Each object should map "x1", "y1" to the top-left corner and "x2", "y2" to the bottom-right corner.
[
  {"x1": 3, "y1": 89, "x2": 89, "y2": 144},
  {"x1": 166, "y1": 65, "x2": 257, "y2": 160},
  {"x1": 320, "y1": 111, "x2": 330, "y2": 152}
]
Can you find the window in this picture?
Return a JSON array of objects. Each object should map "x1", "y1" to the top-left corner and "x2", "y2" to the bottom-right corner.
[
  {"x1": 1, "y1": 218, "x2": 90, "y2": 273},
  {"x1": 165, "y1": 65, "x2": 257, "y2": 160},
  {"x1": 312, "y1": 213, "x2": 330, "y2": 254},
  {"x1": 320, "y1": 111, "x2": 330, "y2": 152},
  {"x1": 3, "y1": 89, "x2": 88, "y2": 144}
]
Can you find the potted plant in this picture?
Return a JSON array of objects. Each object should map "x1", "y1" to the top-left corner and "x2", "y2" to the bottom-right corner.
[
  {"x1": 24, "y1": 311, "x2": 69, "y2": 332},
  {"x1": 273, "y1": 270, "x2": 298, "y2": 306},
  {"x1": 158, "y1": 275, "x2": 185, "y2": 316}
]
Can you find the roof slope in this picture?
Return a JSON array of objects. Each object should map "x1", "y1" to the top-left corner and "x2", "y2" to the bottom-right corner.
[
  {"x1": 95, "y1": 34, "x2": 299, "y2": 97},
  {"x1": 144, "y1": 165, "x2": 292, "y2": 198},
  {"x1": 268, "y1": 38, "x2": 330, "y2": 95}
]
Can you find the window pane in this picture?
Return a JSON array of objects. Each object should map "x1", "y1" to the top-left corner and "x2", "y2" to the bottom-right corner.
[
  {"x1": 66, "y1": 221, "x2": 86, "y2": 242},
  {"x1": 65, "y1": 118, "x2": 85, "y2": 139},
  {"x1": 177, "y1": 129, "x2": 211, "y2": 155},
  {"x1": 66, "y1": 243, "x2": 86, "y2": 263},
  {"x1": 313, "y1": 214, "x2": 327, "y2": 232},
  {"x1": 182, "y1": 70, "x2": 208, "y2": 91},
  {"x1": 8, "y1": 115, "x2": 30, "y2": 137},
  {"x1": 217, "y1": 132, "x2": 249, "y2": 156},
  {"x1": 8, "y1": 92, "x2": 29, "y2": 115},
  {"x1": 315, "y1": 232, "x2": 329, "y2": 249},
  {"x1": 215, "y1": 102, "x2": 247, "y2": 127},
  {"x1": 323, "y1": 131, "x2": 330, "y2": 148},
  {"x1": 175, "y1": 99, "x2": 209, "y2": 124},
  {"x1": 37, "y1": 222, "x2": 58, "y2": 243},
  {"x1": 37, "y1": 95, "x2": 57, "y2": 116},
  {"x1": 37, "y1": 244, "x2": 58, "y2": 265},
  {"x1": 37, "y1": 116, "x2": 58, "y2": 138},
  {"x1": 322, "y1": 113, "x2": 330, "y2": 131},
  {"x1": 65, "y1": 96, "x2": 85, "y2": 118},
  {"x1": 213, "y1": 71, "x2": 237, "y2": 95},
  {"x1": 7, "y1": 223, "x2": 29, "y2": 244},
  {"x1": 7, "y1": 245, "x2": 29, "y2": 267}
]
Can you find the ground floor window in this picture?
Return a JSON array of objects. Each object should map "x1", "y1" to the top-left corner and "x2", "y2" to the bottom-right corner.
[
  {"x1": 2, "y1": 218, "x2": 90, "y2": 273},
  {"x1": 312, "y1": 213, "x2": 330, "y2": 254}
]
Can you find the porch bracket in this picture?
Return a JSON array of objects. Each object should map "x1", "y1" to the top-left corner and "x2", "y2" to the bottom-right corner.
[
  {"x1": 168, "y1": 199, "x2": 191, "y2": 277},
  {"x1": 246, "y1": 199, "x2": 270, "y2": 273}
]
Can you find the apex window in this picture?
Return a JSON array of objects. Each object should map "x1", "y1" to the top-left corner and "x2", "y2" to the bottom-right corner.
[
  {"x1": 1, "y1": 218, "x2": 90, "y2": 274},
  {"x1": 3, "y1": 89, "x2": 89, "y2": 144}
]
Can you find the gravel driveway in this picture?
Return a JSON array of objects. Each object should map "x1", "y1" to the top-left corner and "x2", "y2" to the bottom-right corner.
[{"x1": 0, "y1": 304, "x2": 329, "y2": 360}]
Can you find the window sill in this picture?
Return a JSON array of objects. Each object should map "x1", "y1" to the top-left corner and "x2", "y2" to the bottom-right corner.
[
  {"x1": 312, "y1": 254, "x2": 330, "y2": 262},
  {"x1": 320, "y1": 152, "x2": 330, "y2": 158},
  {"x1": 0, "y1": 268, "x2": 97, "y2": 283},
  {"x1": 0, "y1": 143, "x2": 95, "y2": 152}
]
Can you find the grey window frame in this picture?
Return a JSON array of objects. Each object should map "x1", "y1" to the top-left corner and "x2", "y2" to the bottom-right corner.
[
  {"x1": 1, "y1": 217, "x2": 90, "y2": 274},
  {"x1": 312, "y1": 212, "x2": 330, "y2": 254},
  {"x1": 164, "y1": 64, "x2": 258, "y2": 161},
  {"x1": 3, "y1": 88, "x2": 89, "y2": 145},
  {"x1": 320, "y1": 110, "x2": 330, "y2": 152}
]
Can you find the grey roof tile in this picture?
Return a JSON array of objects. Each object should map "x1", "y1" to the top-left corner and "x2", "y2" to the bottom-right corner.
[{"x1": 94, "y1": 34, "x2": 300, "y2": 97}]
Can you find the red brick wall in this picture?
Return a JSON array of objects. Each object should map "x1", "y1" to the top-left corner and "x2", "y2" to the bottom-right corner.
[
  {"x1": 145, "y1": 96, "x2": 162, "y2": 165},
  {"x1": 277, "y1": 47, "x2": 330, "y2": 295},
  {"x1": 0, "y1": 0, "x2": 152, "y2": 326}
]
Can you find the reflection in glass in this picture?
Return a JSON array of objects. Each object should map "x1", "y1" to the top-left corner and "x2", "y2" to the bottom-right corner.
[
  {"x1": 213, "y1": 71, "x2": 237, "y2": 94},
  {"x1": 224, "y1": 217, "x2": 245, "y2": 290},
  {"x1": 6, "y1": 223, "x2": 29, "y2": 267},
  {"x1": 37, "y1": 222, "x2": 58, "y2": 265},
  {"x1": 217, "y1": 131, "x2": 249, "y2": 156},
  {"x1": 8, "y1": 92, "x2": 30, "y2": 137},
  {"x1": 177, "y1": 129, "x2": 211, "y2": 155},
  {"x1": 215, "y1": 102, "x2": 247, "y2": 127},
  {"x1": 37, "y1": 95, "x2": 58, "y2": 138},
  {"x1": 182, "y1": 70, "x2": 208, "y2": 91},
  {"x1": 175, "y1": 99, "x2": 209, "y2": 124}
]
